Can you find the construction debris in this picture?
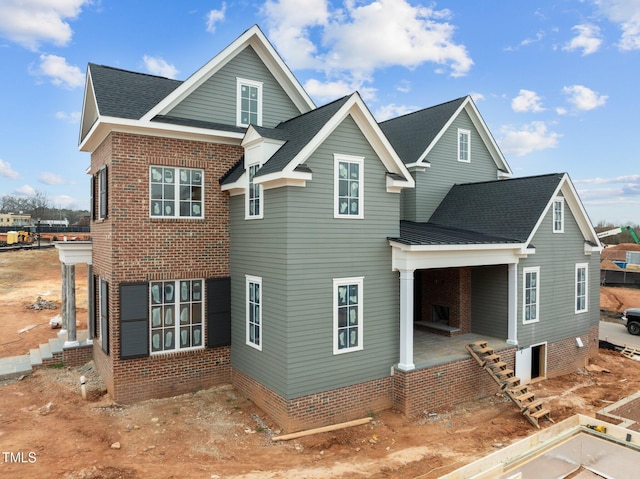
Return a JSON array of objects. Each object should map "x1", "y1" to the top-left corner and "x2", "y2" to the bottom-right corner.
[{"x1": 29, "y1": 297, "x2": 57, "y2": 310}]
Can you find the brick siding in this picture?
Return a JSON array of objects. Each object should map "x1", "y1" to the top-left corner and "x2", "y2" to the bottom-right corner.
[
  {"x1": 419, "y1": 267, "x2": 471, "y2": 335},
  {"x1": 89, "y1": 132, "x2": 242, "y2": 403},
  {"x1": 547, "y1": 323, "x2": 599, "y2": 378}
]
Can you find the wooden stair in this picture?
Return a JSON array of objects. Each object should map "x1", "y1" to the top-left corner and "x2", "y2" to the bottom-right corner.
[{"x1": 466, "y1": 340, "x2": 553, "y2": 429}]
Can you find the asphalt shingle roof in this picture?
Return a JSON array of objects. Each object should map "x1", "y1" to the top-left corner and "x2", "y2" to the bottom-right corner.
[
  {"x1": 254, "y1": 95, "x2": 352, "y2": 177},
  {"x1": 89, "y1": 63, "x2": 182, "y2": 119},
  {"x1": 428, "y1": 173, "x2": 565, "y2": 243},
  {"x1": 379, "y1": 97, "x2": 466, "y2": 165}
]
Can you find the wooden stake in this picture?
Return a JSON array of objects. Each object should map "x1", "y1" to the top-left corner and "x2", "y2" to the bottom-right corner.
[{"x1": 271, "y1": 417, "x2": 372, "y2": 441}]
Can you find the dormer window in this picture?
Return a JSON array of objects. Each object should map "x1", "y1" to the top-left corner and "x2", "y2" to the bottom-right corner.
[
  {"x1": 237, "y1": 78, "x2": 263, "y2": 127},
  {"x1": 458, "y1": 129, "x2": 470, "y2": 162}
]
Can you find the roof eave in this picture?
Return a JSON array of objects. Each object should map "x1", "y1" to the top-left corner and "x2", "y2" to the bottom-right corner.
[{"x1": 79, "y1": 117, "x2": 244, "y2": 153}]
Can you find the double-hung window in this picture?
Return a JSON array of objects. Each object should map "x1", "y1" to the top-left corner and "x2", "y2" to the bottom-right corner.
[
  {"x1": 150, "y1": 279, "x2": 204, "y2": 353},
  {"x1": 246, "y1": 163, "x2": 262, "y2": 219},
  {"x1": 523, "y1": 267, "x2": 540, "y2": 323},
  {"x1": 150, "y1": 167, "x2": 203, "y2": 218},
  {"x1": 246, "y1": 276, "x2": 262, "y2": 350},
  {"x1": 575, "y1": 263, "x2": 588, "y2": 313},
  {"x1": 553, "y1": 198, "x2": 564, "y2": 233},
  {"x1": 334, "y1": 154, "x2": 364, "y2": 218},
  {"x1": 98, "y1": 166, "x2": 108, "y2": 219},
  {"x1": 237, "y1": 78, "x2": 262, "y2": 127},
  {"x1": 458, "y1": 129, "x2": 470, "y2": 163},
  {"x1": 333, "y1": 277, "x2": 364, "y2": 354}
]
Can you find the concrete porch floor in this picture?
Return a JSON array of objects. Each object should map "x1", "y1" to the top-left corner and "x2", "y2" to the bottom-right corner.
[{"x1": 413, "y1": 328, "x2": 512, "y2": 369}]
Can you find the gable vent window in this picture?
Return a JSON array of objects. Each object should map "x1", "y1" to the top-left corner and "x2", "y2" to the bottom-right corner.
[
  {"x1": 458, "y1": 129, "x2": 470, "y2": 163},
  {"x1": 334, "y1": 154, "x2": 364, "y2": 219},
  {"x1": 237, "y1": 78, "x2": 263, "y2": 127},
  {"x1": 553, "y1": 198, "x2": 564, "y2": 233}
]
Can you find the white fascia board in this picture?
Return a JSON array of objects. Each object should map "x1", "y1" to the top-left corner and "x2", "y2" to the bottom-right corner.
[
  {"x1": 406, "y1": 163, "x2": 430, "y2": 170},
  {"x1": 79, "y1": 67, "x2": 99, "y2": 146},
  {"x1": 254, "y1": 170, "x2": 312, "y2": 189},
  {"x1": 220, "y1": 171, "x2": 246, "y2": 195},
  {"x1": 282, "y1": 94, "x2": 414, "y2": 189},
  {"x1": 464, "y1": 99, "x2": 512, "y2": 175},
  {"x1": 416, "y1": 97, "x2": 512, "y2": 175},
  {"x1": 389, "y1": 241, "x2": 528, "y2": 271},
  {"x1": 141, "y1": 26, "x2": 314, "y2": 122},
  {"x1": 79, "y1": 117, "x2": 244, "y2": 153},
  {"x1": 525, "y1": 173, "x2": 601, "y2": 248}
]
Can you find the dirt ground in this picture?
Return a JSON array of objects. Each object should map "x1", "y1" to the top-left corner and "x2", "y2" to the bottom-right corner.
[{"x1": 2, "y1": 248, "x2": 640, "y2": 479}]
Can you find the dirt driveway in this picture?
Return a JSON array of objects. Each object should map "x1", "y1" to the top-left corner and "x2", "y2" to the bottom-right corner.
[{"x1": 1, "y1": 248, "x2": 640, "y2": 479}]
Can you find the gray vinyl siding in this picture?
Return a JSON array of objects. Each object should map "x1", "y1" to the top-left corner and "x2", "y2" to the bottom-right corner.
[
  {"x1": 169, "y1": 46, "x2": 301, "y2": 128},
  {"x1": 230, "y1": 115, "x2": 400, "y2": 399},
  {"x1": 517, "y1": 199, "x2": 600, "y2": 348},
  {"x1": 471, "y1": 265, "x2": 509, "y2": 338},
  {"x1": 402, "y1": 111, "x2": 499, "y2": 222}
]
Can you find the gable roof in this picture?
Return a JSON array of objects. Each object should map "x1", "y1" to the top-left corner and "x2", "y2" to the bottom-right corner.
[
  {"x1": 429, "y1": 173, "x2": 565, "y2": 243},
  {"x1": 379, "y1": 96, "x2": 512, "y2": 175},
  {"x1": 221, "y1": 93, "x2": 415, "y2": 191},
  {"x1": 141, "y1": 25, "x2": 314, "y2": 122},
  {"x1": 88, "y1": 64, "x2": 182, "y2": 119},
  {"x1": 79, "y1": 25, "x2": 314, "y2": 153},
  {"x1": 379, "y1": 97, "x2": 465, "y2": 165}
]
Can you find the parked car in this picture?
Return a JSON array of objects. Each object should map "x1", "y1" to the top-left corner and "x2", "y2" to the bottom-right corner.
[{"x1": 622, "y1": 308, "x2": 640, "y2": 335}]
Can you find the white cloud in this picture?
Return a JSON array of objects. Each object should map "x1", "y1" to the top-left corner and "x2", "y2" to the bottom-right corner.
[
  {"x1": 594, "y1": 0, "x2": 640, "y2": 50},
  {"x1": 15, "y1": 185, "x2": 36, "y2": 196},
  {"x1": 55, "y1": 111, "x2": 81, "y2": 123},
  {"x1": 39, "y1": 172, "x2": 66, "y2": 185},
  {"x1": 0, "y1": 0, "x2": 89, "y2": 50},
  {"x1": 36, "y1": 54, "x2": 84, "y2": 88},
  {"x1": 563, "y1": 24, "x2": 603, "y2": 55},
  {"x1": 206, "y1": 3, "x2": 226, "y2": 33},
  {"x1": 469, "y1": 92, "x2": 485, "y2": 102},
  {"x1": 51, "y1": 194, "x2": 77, "y2": 208},
  {"x1": 303, "y1": 78, "x2": 376, "y2": 103},
  {"x1": 511, "y1": 89, "x2": 545, "y2": 113},
  {"x1": 143, "y1": 55, "x2": 179, "y2": 79},
  {"x1": 374, "y1": 103, "x2": 419, "y2": 122},
  {"x1": 0, "y1": 159, "x2": 20, "y2": 179},
  {"x1": 498, "y1": 121, "x2": 561, "y2": 157},
  {"x1": 395, "y1": 80, "x2": 411, "y2": 93},
  {"x1": 562, "y1": 85, "x2": 607, "y2": 111},
  {"x1": 573, "y1": 174, "x2": 640, "y2": 185},
  {"x1": 262, "y1": 0, "x2": 472, "y2": 78}
]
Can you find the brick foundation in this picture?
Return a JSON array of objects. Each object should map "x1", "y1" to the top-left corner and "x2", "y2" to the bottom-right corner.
[
  {"x1": 547, "y1": 323, "x2": 599, "y2": 378},
  {"x1": 393, "y1": 348, "x2": 516, "y2": 417},
  {"x1": 62, "y1": 344, "x2": 94, "y2": 368},
  {"x1": 233, "y1": 368, "x2": 393, "y2": 433}
]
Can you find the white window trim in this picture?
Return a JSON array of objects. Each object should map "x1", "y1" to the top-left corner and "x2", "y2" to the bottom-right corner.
[
  {"x1": 575, "y1": 263, "x2": 589, "y2": 314},
  {"x1": 334, "y1": 154, "x2": 364, "y2": 219},
  {"x1": 149, "y1": 166, "x2": 205, "y2": 219},
  {"x1": 333, "y1": 276, "x2": 364, "y2": 355},
  {"x1": 522, "y1": 267, "x2": 540, "y2": 324},
  {"x1": 149, "y1": 279, "x2": 205, "y2": 355},
  {"x1": 553, "y1": 198, "x2": 564, "y2": 233},
  {"x1": 245, "y1": 162, "x2": 263, "y2": 220},
  {"x1": 246, "y1": 275, "x2": 262, "y2": 351},
  {"x1": 458, "y1": 128, "x2": 471, "y2": 163},
  {"x1": 236, "y1": 78, "x2": 263, "y2": 127}
]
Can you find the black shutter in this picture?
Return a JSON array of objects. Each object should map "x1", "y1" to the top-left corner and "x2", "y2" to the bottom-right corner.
[
  {"x1": 120, "y1": 282, "x2": 149, "y2": 359},
  {"x1": 90, "y1": 175, "x2": 95, "y2": 221},
  {"x1": 99, "y1": 278, "x2": 109, "y2": 354},
  {"x1": 206, "y1": 277, "x2": 231, "y2": 347},
  {"x1": 99, "y1": 165, "x2": 108, "y2": 219}
]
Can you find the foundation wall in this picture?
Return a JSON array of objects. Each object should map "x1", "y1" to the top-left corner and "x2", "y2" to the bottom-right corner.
[
  {"x1": 233, "y1": 368, "x2": 393, "y2": 433},
  {"x1": 546, "y1": 324, "x2": 599, "y2": 378}
]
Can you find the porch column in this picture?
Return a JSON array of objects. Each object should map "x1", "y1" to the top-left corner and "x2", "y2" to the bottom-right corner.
[
  {"x1": 64, "y1": 264, "x2": 79, "y2": 348},
  {"x1": 60, "y1": 262, "x2": 68, "y2": 332},
  {"x1": 398, "y1": 269, "x2": 415, "y2": 371},
  {"x1": 507, "y1": 263, "x2": 518, "y2": 345}
]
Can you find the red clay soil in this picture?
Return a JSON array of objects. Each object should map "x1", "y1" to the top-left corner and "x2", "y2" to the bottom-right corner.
[{"x1": 2, "y1": 249, "x2": 640, "y2": 479}]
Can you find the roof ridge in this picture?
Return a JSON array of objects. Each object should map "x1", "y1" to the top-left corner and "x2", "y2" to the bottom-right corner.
[
  {"x1": 89, "y1": 63, "x2": 182, "y2": 82},
  {"x1": 379, "y1": 96, "x2": 468, "y2": 124}
]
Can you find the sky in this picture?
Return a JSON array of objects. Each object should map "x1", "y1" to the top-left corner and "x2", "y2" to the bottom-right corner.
[{"x1": 0, "y1": 0, "x2": 639, "y2": 226}]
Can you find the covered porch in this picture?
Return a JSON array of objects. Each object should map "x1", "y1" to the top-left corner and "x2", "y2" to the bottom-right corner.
[{"x1": 389, "y1": 222, "x2": 532, "y2": 372}]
